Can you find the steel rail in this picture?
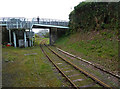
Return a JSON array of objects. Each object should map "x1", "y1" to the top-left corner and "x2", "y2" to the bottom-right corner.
[
  {"x1": 45, "y1": 45, "x2": 112, "y2": 89},
  {"x1": 56, "y1": 47, "x2": 120, "y2": 79},
  {"x1": 40, "y1": 45, "x2": 78, "y2": 89}
]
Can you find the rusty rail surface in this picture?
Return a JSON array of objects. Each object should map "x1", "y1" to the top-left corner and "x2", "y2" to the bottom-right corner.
[
  {"x1": 45, "y1": 45, "x2": 112, "y2": 88},
  {"x1": 40, "y1": 45, "x2": 78, "y2": 88},
  {"x1": 56, "y1": 47, "x2": 120, "y2": 79}
]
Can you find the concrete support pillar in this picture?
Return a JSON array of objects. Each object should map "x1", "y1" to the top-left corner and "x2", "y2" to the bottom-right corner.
[
  {"x1": 24, "y1": 32, "x2": 27, "y2": 48},
  {"x1": 29, "y1": 30, "x2": 31, "y2": 47},
  {"x1": 49, "y1": 28, "x2": 58, "y2": 45},
  {"x1": 13, "y1": 31, "x2": 16, "y2": 48},
  {"x1": 49, "y1": 28, "x2": 67, "y2": 45},
  {"x1": 54, "y1": 28, "x2": 58, "y2": 43},
  {"x1": 20, "y1": 23, "x2": 22, "y2": 29},
  {"x1": 32, "y1": 38, "x2": 33, "y2": 46},
  {"x1": 49, "y1": 28, "x2": 52, "y2": 45},
  {"x1": 29, "y1": 40, "x2": 31, "y2": 47},
  {"x1": 9, "y1": 30, "x2": 11, "y2": 44}
]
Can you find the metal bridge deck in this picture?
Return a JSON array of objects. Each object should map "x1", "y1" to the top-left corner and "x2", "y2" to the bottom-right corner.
[{"x1": 33, "y1": 24, "x2": 69, "y2": 29}]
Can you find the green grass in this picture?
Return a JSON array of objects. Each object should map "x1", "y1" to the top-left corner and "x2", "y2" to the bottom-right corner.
[
  {"x1": 2, "y1": 46, "x2": 64, "y2": 87},
  {"x1": 34, "y1": 37, "x2": 49, "y2": 46},
  {"x1": 55, "y1": 29, "x2": 118, "y2": 73}
]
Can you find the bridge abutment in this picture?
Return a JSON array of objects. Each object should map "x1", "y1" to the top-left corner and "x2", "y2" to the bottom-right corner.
[
  {"x1": 49, "y1": 28, "x2": 58, "y2": 45},
  {"x1": 49, "y1": 27, "x2": 68, "y2": 45}
]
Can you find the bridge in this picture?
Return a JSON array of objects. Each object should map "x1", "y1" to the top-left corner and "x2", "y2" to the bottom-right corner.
[
  {"x1": 0, "y1": 17, "x2": 68, "y2": 29},
  {"x1": 0, "y1": 17, "x2": 69, "y2": 47}
]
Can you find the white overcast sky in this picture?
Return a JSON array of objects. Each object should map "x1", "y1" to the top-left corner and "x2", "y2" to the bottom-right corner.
[{"x1": 0, "y1": 0, "x2": 85, "y2": 21}]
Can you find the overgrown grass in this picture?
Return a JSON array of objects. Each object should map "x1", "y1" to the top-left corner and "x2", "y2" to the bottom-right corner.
[
  {"x1": 2, "y1": 46, "x2": 63, "y2": 87},
  {"x1": 34, "y1": 37, "x2": 49, "y2": 46},
  {"x1": 55, "y1": 29, "x2": 118, "y2": 73}
]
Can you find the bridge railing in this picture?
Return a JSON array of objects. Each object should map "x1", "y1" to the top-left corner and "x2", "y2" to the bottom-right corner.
[
  {"x1": 0, "y1": 17, "x2": 33, "y2": 29},
  {"x1": 0, "y1": 17, "x2": 69, "y2": 29},
  {"x1": 32, "y1": 18, "x2": 68, "y2": 27}
]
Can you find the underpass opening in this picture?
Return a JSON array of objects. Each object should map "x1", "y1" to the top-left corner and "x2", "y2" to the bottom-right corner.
[
  {"x1": 32, "y1": 28, "x2": 50, "y2": 45},
  {"x1": 32, "y1": 24, "x2": 69, "y2": 45}
]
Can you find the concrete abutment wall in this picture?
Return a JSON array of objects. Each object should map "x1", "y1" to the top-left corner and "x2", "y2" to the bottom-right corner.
[{"x1": 49, "y1": 27, "x2": 68, "y2": 45}]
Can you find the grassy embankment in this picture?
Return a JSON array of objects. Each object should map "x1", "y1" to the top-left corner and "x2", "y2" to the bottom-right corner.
[
  {"x1": 55, "y1": 29, "x2": 118, "y2": 74},
  {"x1": 2, "y1": 37, "x2": 67, "y2": 87},
  {"x1": 55, "y1": 2, "x2": 119, "y2": 74}
]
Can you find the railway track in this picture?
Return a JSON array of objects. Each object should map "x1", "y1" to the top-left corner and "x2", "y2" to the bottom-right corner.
[
  {"x1": 50, "y1": 46, "x2": 119, "y2": 87},
  {"x1": 40, "y1": 44, "x2": 112, "y2": 88},
  {"x1": 56, "y1": 47, "x2": 120, "y2": 79},
  {"x1": 40, "y1": 39, "x2": 48, "y2": 45}
]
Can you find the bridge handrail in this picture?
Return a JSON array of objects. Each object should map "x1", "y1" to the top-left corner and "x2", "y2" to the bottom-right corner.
[
  {"x1": 0, "y1": 17, "x2": 69, "y2": 29},
  {"x1": 32, "y1": 18, "x2": 68, "y2": 26}
]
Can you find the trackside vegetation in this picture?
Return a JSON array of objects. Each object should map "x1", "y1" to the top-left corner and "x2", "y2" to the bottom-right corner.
[
  {"x1": 2, "y1": 40, "x2": 68, "y2": 87},
  {"x1": 68, "y1": 2, "x2": 119, "y2": 33},
  {"x1": 55, "y1": 1, "x2": 119, "y2": 74}
]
